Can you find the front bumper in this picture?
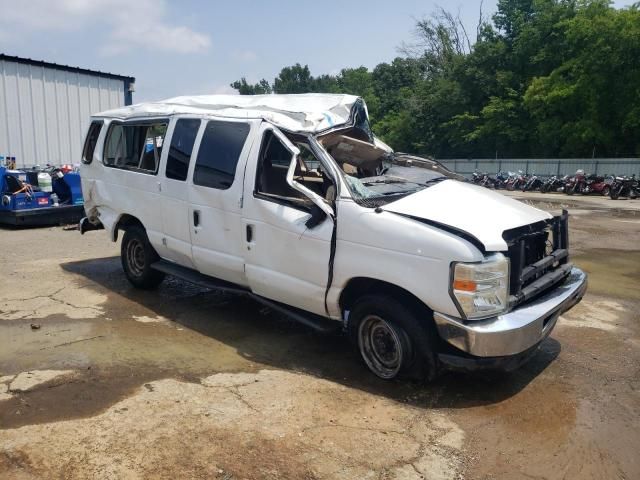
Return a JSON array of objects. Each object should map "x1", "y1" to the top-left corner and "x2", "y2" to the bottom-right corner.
[{"x1": 433, "y1": 267, "x2": 587, "y2": 358}]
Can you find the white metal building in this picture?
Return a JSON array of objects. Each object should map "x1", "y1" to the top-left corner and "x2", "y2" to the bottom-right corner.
[{"x1": 0, "y1": 54, "x2": 135, "y2": 168}]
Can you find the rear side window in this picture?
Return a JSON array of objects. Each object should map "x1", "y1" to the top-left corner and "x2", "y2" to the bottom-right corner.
[
  {"x1": 166, "y1": 119, "x2": 201, "y2": 181},
  {"x1": 103, "y1": 122, "x2": 168, "y2": 174},
  {"x1": 82, "y1": 121, "x2": 103, "y2": 164},
  {"x1": 193, "y1": 121, "x2": 250, "y2": 189}
]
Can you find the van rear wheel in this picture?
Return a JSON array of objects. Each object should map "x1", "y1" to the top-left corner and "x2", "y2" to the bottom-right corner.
[
  {"x1": 121, "y1": 226, "x2": 165, "y2": 289},
  {"x1": 348, "y1": 295, "x2": 437, "y2": 381}
]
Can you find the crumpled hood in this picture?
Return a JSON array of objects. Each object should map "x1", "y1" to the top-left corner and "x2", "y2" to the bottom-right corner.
[{"x1": 382, "y1": 180, "x2": 552, "y2": 251}]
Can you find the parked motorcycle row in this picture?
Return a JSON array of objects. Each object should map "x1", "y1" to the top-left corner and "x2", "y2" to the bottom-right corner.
[{"x1": 471, "y1": 169, "x2": 640, "y2": 199}]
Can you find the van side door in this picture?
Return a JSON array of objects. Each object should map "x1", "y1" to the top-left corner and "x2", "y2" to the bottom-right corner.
[
  {"x1": 159, "y1": 117, "x2": 202, "y2": 267},
  {"x1": 241, "y1": 123, "x2": 335, "y2": 316},
  {"x1": 187, "y1": 118, "x2": 256, "y2": 286}
]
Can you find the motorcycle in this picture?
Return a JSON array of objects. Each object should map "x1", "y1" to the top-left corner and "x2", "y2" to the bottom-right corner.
[
  {"x1": 494, "y1": 171, "x2": 510, "y2": 189},
  {"x1": 609, "y1": 174, "x2": 638, "y2": 200},
  {"x1": 565, "y1": 170, "x2": 587, "y2": 195},
  {"x1": 540, "y1": 175, "x2": 565, "y2": 193},
  {"x1": 502, "y1": 170, "x2": 527, "y2": 191},
  {"x1": 508, "y1": 170, "x2": 528, "y2": 191},
  {"x1": 471, "y1": 170, "x2": 485, "y2": 185},
  {"x1": 471, "y1": 170, "x2": 496, "y2": 188},
  {"x1": 522, "y1": 173, "x2": 542, "y2": 192},
  {"x1": 481, "y1": 173, "x2": 499, "y2": 188},
  {"x1": 583, "y1": 174, "x2": 613, "y2": 196}
]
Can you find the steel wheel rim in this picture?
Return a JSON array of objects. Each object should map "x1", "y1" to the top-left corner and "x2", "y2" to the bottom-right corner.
[
  {"x1": 358, "y1": 315, "x2": 403, "y2": 379},
  {"x1": 126, "y1": 238, "x2": 146, "y2": 277}
]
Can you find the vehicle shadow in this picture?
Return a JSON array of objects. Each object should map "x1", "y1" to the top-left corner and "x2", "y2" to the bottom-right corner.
[{"x1": 61, "y1": 256, "x2": 561, "y2": 410}]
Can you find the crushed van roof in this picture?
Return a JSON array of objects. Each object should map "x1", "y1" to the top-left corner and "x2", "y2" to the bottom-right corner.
[{"x1": 94, "y1": 93, "x2": 363, "y2": 134}]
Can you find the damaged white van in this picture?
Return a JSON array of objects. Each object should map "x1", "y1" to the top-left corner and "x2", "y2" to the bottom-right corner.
[{"x1": 80, "y1": 94, "x2": 587, "y2": 380}]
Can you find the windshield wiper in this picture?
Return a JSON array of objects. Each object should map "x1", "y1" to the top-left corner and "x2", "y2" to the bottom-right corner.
[
  {"x1": 418, "y1": 177, "x2": 448, "y2": 187},
  {"x1": 362, "y1": 178, "x2": 406, "y2": 186}
]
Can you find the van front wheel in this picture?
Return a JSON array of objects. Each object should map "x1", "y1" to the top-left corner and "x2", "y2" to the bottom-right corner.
[
  {"x1": 348, "y1": 295, "x2": 437, "y2": 381},
  {"x1": 121, "y1": 226, "x2": 165, "y2": 289}
]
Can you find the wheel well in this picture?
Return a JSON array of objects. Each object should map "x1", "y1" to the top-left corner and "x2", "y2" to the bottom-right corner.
[
  {"x1": 113, "y1": 214, "x2": 144, "y2": 241},
  {"x1": 339, "y1": 277, "x2": 433, "y2": 320}
]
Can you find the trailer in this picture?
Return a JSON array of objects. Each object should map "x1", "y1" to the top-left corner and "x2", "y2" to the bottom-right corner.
[{"x1": 0, "y1": 166, "x2": 84, "y2": 226}]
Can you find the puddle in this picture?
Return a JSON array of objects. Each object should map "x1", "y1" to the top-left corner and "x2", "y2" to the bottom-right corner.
[{"x1": 573, "y1": 249, "x2": 640, "y2": 301}]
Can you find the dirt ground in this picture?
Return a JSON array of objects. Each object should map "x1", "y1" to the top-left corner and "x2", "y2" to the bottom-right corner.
[{"x1": 0, "y1": 194, "x2": 638, "y2": 480}]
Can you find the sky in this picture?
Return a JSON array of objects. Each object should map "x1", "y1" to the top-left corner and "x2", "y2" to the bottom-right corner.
[{"x1": 0, "y1": 0, "x2": 633, "y2": 103}]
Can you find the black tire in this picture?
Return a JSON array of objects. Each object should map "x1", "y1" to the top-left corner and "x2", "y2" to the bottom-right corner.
[
  {"x1": 566, "y1": 185, "x2": 575, "y2": 195},
  {"x1": 610, "y1": 187, "x2": 620, "y2": 200},
  {"x1": 601, "y1": 185, "x2": 610, "y2": 197},
  {"x1": 121, "y1": 226, "x2": 165, "y2": 289},
  {"x1": 347, "y1": 294, "x2": 437, "y2": 381}
]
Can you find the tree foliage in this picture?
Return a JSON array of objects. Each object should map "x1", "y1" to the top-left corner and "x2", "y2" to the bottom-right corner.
[{"x1": 231, "y1": 1, "x2": 640, "y2": 158}]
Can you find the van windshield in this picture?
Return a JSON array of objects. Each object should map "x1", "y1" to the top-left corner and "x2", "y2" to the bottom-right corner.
[{"x1": 318, "y1": 131, "x2": 459, "y2": 207}]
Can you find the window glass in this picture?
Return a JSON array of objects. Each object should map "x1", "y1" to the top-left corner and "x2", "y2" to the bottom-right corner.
[
  {"x1": 103, "y1": 122, "x2": 167, "y2": 173},
  {"x1": 166, "y1": 119, "x2": 200, "y2": 181},
  {"x1": 193, "y1": 121, "x2": 249, "y2": 189},
  {"x1": 82, "y1": 121, "x2": 103, "y2": 164},
  {"x1": 255, "y1": 131, "x2": 332, "y2": 210}
]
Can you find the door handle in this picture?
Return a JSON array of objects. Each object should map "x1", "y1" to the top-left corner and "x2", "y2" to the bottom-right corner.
[
  {"x1": 193, "y1": 210, "x2": 200, "y2": 227},
  {"x1": 246, "y1": 224, "x2": 253, "y2": 243}
]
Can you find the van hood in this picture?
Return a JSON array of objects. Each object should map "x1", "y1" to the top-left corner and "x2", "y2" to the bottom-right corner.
[{"x1": 381, "y1": 180, "x2": 552, "y2": 251}]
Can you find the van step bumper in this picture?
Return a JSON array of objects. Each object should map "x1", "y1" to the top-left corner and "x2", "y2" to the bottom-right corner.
[
  {"x1": 433, "y1": 267, "x2": 587, "y2": 358},
  {"x1": 151, "y1": 260, "x2": 340, "y2": 334}
]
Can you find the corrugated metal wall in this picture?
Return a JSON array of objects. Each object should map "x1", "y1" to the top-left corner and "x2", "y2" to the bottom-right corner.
[
  {"x1": 438, "y1": 158, "x2": 640, "y2": 179},
  {"x1": 0, "y1": 59, "x2": 125, "y2": 167}
]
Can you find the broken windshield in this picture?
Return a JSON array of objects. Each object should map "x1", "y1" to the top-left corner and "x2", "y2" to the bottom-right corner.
[{"x1": 317, "y1": 130, "x2": 457, "y2": 207}]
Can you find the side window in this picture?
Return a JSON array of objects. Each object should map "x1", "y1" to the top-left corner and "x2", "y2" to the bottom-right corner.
[
  {"x1": 193, "y1": 121, "x2": 250, "y2": 190},
  {"x1": 103, "y1": 122, "x2": 168, "y2": 174},
  {"x1": 166, "y1": 119, "x2": 200, "y2": 181},
  {"x1": 82, "y1": 121, "x2": 103, "y2": 164},
  {"x1": 255, "y1": 131, "x2": 334, "y2": 208},
  {"x1": 255, "y1": 131, "x2": 302, "y2": 199}
]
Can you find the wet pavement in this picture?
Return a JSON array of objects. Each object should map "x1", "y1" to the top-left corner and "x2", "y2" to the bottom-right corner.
[{"x1": 0, "y1": 196, "x2": 638, "y2": 479}]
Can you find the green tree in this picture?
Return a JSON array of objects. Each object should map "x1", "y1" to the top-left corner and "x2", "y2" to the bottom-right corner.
[
  {"x1": 229, "y1": 77, "x2": 272, "y2": 95},
  {"x1": 273, "y1": 63, "x2": 316, "y2": 93},
  {"x1": 524, "y1": 1, "x2": 640, "y2": 156},
  {"x1": 229, "y1": 1, "x2": 640, "y2": 158}
]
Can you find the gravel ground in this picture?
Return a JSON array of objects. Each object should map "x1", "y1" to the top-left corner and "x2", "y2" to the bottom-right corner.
[{"x1": 0, "y1": 194, "x2": 638, "y2": 480}]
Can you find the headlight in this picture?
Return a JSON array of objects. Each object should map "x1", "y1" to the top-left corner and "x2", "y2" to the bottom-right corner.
[{"x1": 451, "y1": 254, "x2": 509, "y2": 320}]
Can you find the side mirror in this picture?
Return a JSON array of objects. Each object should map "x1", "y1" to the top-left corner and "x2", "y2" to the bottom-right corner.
[{"x1": 305, "y1": 204, "x2": 327, "y2": 229}]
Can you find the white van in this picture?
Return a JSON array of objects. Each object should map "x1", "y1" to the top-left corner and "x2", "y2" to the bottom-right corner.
[{"x1": 80, "y1": 94, "x2": 587, "y2": 380}]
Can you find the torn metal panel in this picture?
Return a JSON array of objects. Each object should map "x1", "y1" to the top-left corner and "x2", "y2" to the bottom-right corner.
[{"x1": 96, "y1": 94, "x2": 362, "y2": 134}]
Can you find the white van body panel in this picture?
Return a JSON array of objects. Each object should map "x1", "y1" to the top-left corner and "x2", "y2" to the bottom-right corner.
[
  {"x1": 241, "y1": 123, "x2": 333, "y2": 316},
  {"x1": 327, "y1": 200, "x2": 484, "y2": 319},
  {"x1": 158, "y1": 117, "x2": 202, "y2": 268},
  {"x1": 81, "y1": 117, "x2": 167, "y2": 251},
  {"x1": 96, "y1": 93, "x2": 361, "y2": 134},
  {"x1": 382, "y1": 180, "x2": 552, "y2": 251},
  {"x1": 187, "y1": 118, "x2": 261, "y2": 286}
]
